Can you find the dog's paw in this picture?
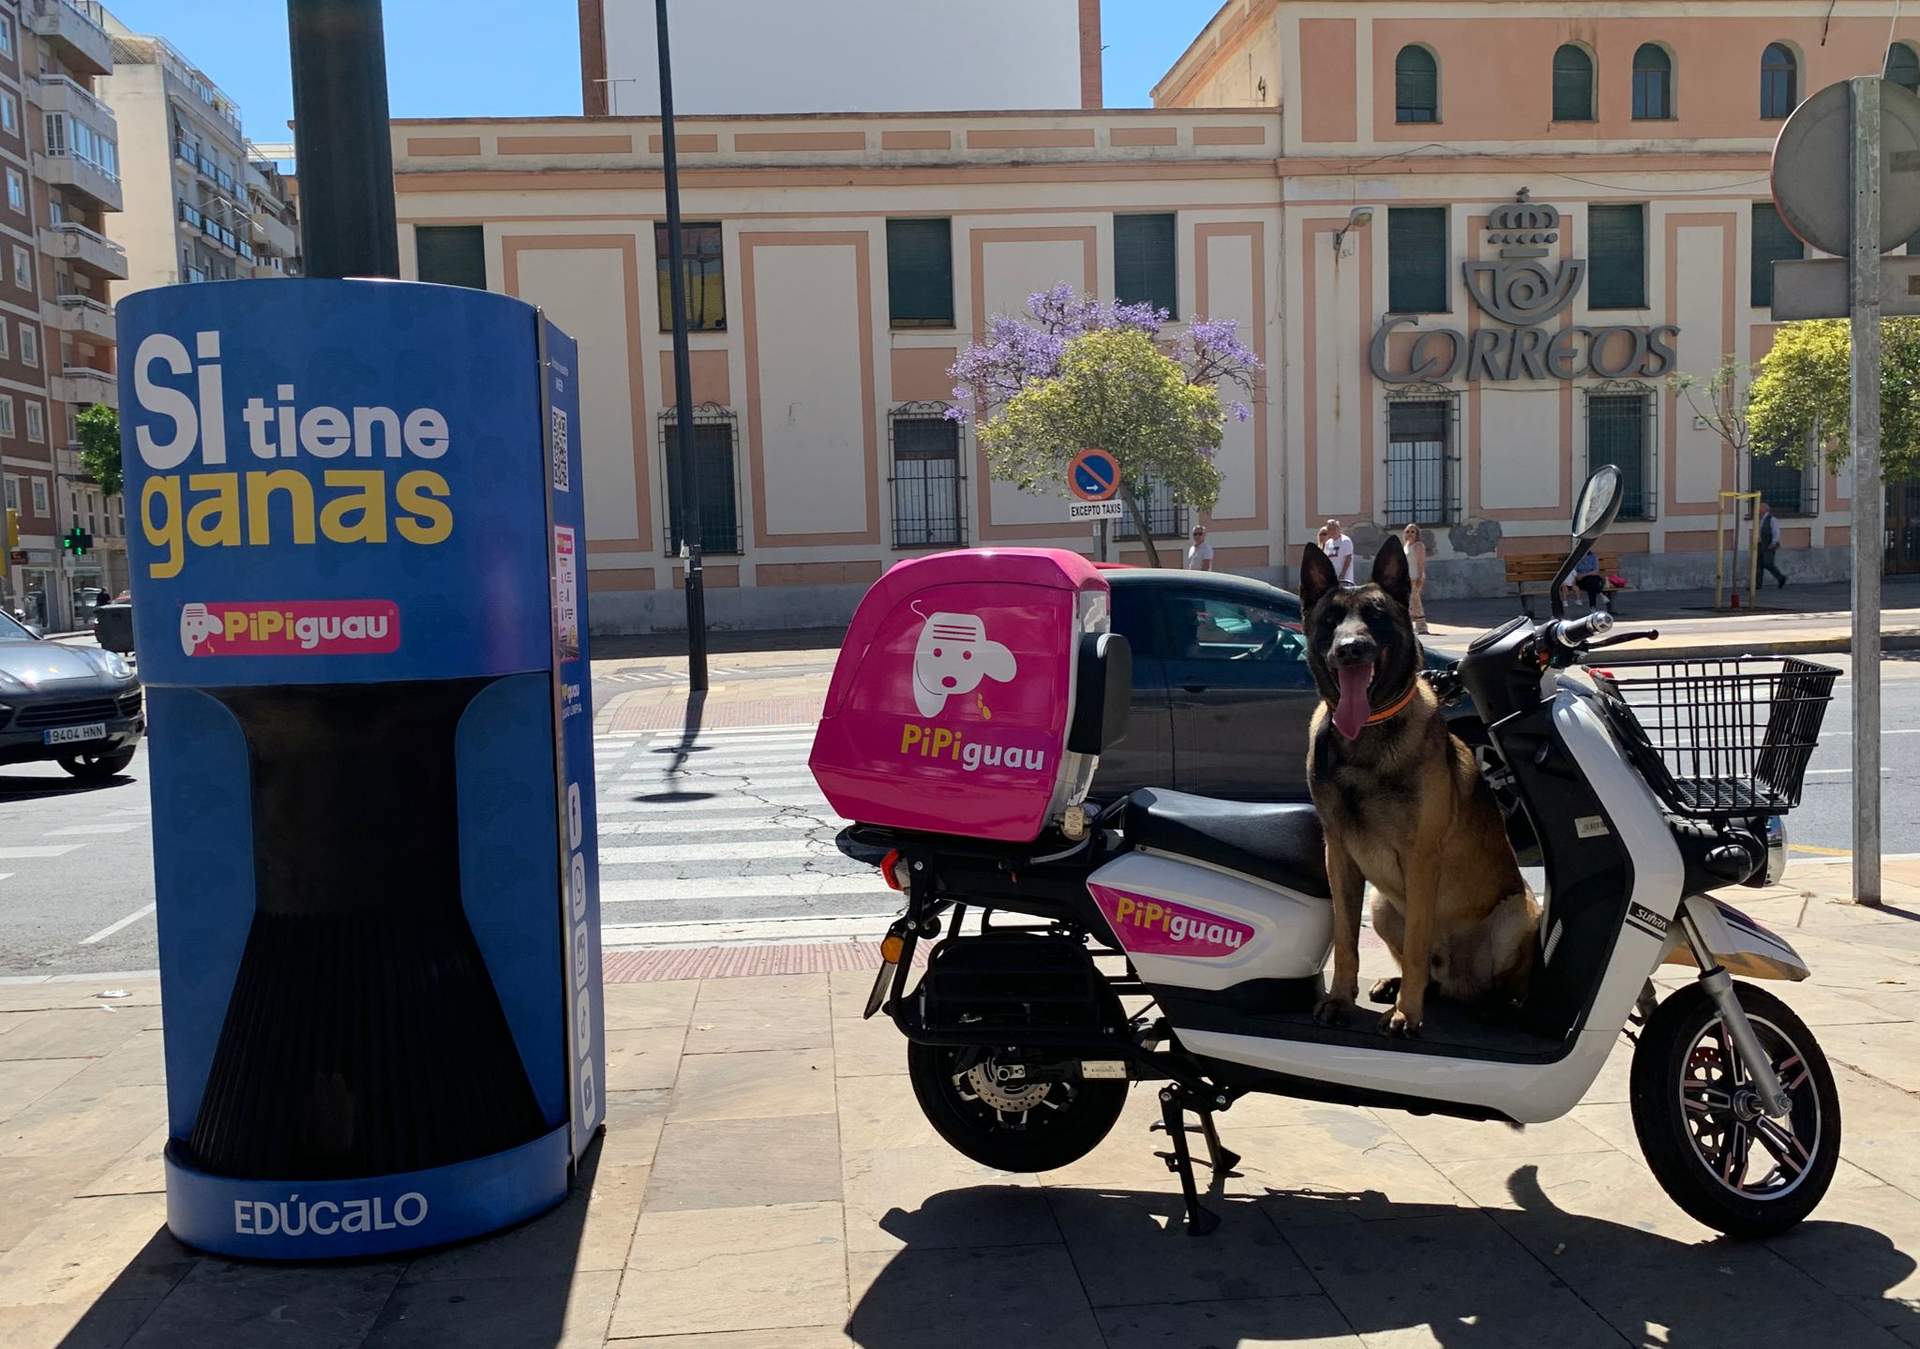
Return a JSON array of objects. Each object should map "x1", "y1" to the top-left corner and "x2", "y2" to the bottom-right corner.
[
  {"x1": 1312, "y1": 994, "x2": 1353, "y2": 1027},
  {"x1": 1368, "y1": 976, "x2": 1401, "y2": 1006},
  {"x1": 1380, "y1": 1005, "x2": 1422, "y2": 1037}
]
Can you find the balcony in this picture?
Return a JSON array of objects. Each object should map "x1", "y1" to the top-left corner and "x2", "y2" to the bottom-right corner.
[
  {"x1": 35, "y1": 75, "x2": 114, "y2": 128},
  {"x1": 25, "y1": 0, "x2": 112, "y2": 79},
  {"x1": 35, "y1": 150, "x2": 120, "y2": 212},
  {"x1": 38, "y1": 222, "x2": 125, "y2": 280},
  {"x1": 250, "y1": 208, "x2": 297, "y2": 262},
  {"x1": 49, "y1": 364, "x2": 115, "y2": 410},
  {"x1": 43, "y1": 295, "x2": 113, "y2": 343}
]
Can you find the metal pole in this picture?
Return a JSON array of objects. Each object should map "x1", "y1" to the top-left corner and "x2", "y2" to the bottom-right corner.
[
  {"x1": 286, "y1": 0, "x2": 399, "y2": 279},
  {"x1": 1850, "y1": 76, "x2": 1884, "y2": 906},
  {"x1": 656, "y1": 0, "x2": 707, "y2": 691}
]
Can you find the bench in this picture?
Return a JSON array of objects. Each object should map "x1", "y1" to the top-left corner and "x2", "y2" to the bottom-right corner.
[{"x1": 1504, "y1": 553, "x2": 1621, "y2": 617}]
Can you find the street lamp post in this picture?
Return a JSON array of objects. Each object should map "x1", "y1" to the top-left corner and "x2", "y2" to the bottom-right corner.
[
  {"x1": 655, "y1": 0, "x2": 708, "y2": 690},
  {"x1": 285, "y1": 0, "x2": 398, "y2": 281}
]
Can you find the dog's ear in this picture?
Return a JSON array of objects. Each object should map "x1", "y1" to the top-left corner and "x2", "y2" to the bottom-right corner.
[
  {"x1": 1371, "y1": 535, "x2": 1412, "y2": 609},
  {"x1": 1298, "y1": 544, "x2": 1338, "y2": 612}
]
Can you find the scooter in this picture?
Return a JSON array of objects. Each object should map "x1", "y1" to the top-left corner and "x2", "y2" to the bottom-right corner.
[{"x1": 812, "y1": 467, "x2": 1842, "y2": 1239}]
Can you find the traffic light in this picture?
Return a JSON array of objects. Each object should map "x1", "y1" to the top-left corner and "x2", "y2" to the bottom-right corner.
[{"x1": 60, "y1": 526, "x2": 92, "y2": 556}]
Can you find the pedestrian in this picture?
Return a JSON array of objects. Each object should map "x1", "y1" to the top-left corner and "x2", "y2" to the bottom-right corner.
[
  {"x1": 1402, "y1": 523, "x2": 1430, "y2": 635},
  {"x1": 1322, "y1": 519, "x2": 1355, "y2": 585},
  {"x1": 1757, "y1": 500, "x2": 1788, "y2": 588},
  {"x1": 1186, "y1": 523, "x2": 1214, "y2": 571},
  {"x1": 1565, "y1": 547, "x2": 1607, "y2": 610}
]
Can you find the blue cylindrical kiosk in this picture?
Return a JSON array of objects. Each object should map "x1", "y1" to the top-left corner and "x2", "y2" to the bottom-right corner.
[{"x1": 118, "y1": 279, "x2": 605, "y2": 1259}]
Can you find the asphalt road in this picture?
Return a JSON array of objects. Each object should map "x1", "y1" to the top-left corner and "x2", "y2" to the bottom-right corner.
[{"x1": 3, "y1": 651, "x2": 1912, "y2": 979}]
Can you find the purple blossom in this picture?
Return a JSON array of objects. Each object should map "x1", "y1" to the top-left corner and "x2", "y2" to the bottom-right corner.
[{"x1": 947, "y1": 283, "x2": 1262, "y2": 422}]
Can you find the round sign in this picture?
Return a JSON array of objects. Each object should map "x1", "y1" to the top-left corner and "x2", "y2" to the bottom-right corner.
[
  {"x1": 1771, "y1": 78, "x2": 1920, "y2": 256},
  {"x1": 1067, "y1": 447, "x2": 1119, "y2": 502}
]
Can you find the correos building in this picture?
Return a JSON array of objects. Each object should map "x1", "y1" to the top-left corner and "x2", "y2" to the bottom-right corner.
[{"x1": 389, "y1": 1, "x2": 1904, "y2": 633}]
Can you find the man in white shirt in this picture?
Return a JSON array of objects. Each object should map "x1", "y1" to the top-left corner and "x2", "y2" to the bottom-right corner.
[
  {"x1": 1185, "y1": 524, "x2": 1214, "y2": 571},
  {"x1": 1322, "y1": 519, "x2": 1355, "y2": 585}
]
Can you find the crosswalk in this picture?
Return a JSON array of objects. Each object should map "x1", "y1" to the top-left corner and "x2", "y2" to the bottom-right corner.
[
  {"x1": 593, "y1": 664, "x2": 752, "y2": 687},
  {"x1": 591, "y1": 723, "x2": 897, "y2": 948}
]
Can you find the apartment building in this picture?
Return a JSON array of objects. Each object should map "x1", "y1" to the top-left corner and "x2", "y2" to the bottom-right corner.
[{"x1": 0, "y1": 0, "x2": 124, "y2": 627}]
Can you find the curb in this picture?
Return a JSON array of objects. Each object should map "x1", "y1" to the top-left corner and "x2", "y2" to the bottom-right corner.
[{"x1": 1627, "y1": 632, "x2": 1920, "y2": 662}]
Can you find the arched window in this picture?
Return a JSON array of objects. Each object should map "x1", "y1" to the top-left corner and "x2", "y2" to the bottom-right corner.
[
  {"x1": 1761, "y1": 43, "x2": 1797, "y2": 119},
  {"x1": 1553, "y1": 43, "x2": 1595, "y2": 121},
  {"x1": 1888, "y1": 41, "x2": 1920, "y2": 93},
  {"x1": 1632, "y1": 44, "x2": 1673, "y2": 120},
  {"x1": 1395, "y1": 45, "x2": 1438, "y2": 123}
]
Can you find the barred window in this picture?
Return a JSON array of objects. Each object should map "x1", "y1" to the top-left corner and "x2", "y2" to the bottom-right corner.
[
  {"x1": 886, "y1": 219, "x2": 953, "y2": 328},
  {"x1": 1386, "y1": 391, "x2": 1459, "y2": 525},
  {"x1": 1114, "y1": 213, "x2": 1177, "y2": 316},
  {"x1": 889, "y1": 405, "x2": 965, "y2": 547},
  {"x1": 1113, "y1": 478, "x2": 1187, "y2": 539},
  {"x1": 415, "y1": 226, "x2": 486, "y2": 289},
  {"x1": 1750, "y1": 441, "x2": 1819, "y2": 517},
  {"x1": 658, "y1": 405, "x2": 742, "y2": 555},
  {"x1": 1589, "y1": 204, "x2": 1646, "y2": 310},
  {"x1": 1751, "y1": 203, "x2": 1803, "y2": 309},
  {"x1": 1584, "y1": 382, "x2": 1658, "y2": 521}
]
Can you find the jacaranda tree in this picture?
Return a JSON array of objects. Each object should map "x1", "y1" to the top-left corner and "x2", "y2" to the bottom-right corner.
[{"x1": 948, "y1": 285, "x2": 1261, "y2": 566}]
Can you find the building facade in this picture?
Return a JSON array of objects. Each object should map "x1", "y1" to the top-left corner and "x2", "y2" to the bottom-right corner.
[
  {"x1": 376, "y1": 2, "x2": 1907, "y2": 634},
  {"x1": 1, "y1": 0, "x2": 126, "y2": 627},
  {"x1": 578, "y1": 0, "x2": 1103, "y2": 116}
]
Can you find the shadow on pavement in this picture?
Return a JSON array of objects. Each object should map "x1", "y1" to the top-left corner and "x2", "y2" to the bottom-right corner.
[
  {"x1": 57, "y1": 1135, "x2": 608, "y2": 1348},
  {"x1": 846, "y1": 1164, "x2": 1919, "y2": 1348},
  {"x1": 592, "y1": 625, "x2": 848, "y2": 661},
  {"x1": 0, "y1": 771, "x2": 135, "y2": 802}
]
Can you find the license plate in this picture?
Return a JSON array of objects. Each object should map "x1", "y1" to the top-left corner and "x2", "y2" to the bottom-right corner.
[{"x1": 43, "y1": 722, "x2": 107, "y2": 746}]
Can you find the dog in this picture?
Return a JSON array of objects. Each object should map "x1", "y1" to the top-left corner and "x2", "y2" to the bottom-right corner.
[{"x1": 1297, "y1": 535, "x2": 1538, "y2": 1036}]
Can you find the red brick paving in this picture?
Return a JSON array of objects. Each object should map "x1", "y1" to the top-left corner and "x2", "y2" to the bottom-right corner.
[
  {"x1": 603, "y1": 939, "x2": 925, "y2": 980},
  {"x1": 607, "y1": 692, "x2": 824, "y2": 731}
]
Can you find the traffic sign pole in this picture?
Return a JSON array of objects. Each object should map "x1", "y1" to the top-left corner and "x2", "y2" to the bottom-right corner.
[{"x1": 1851, "y1": 76, "x2": 1884, "y2": 907}]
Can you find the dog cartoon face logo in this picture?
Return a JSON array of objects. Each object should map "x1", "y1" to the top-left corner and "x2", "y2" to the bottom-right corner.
[
  {"x1": 911, "y1": 609, "x2": 1016, "y2": 717},
  {"x1": 179, "y1": 603, "x2": 220, "y2": 656}
]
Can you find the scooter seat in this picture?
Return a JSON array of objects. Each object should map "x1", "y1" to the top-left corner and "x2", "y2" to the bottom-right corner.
[{"x1": 1124, "y1": 788, "x2": 1330, "y2": 899}]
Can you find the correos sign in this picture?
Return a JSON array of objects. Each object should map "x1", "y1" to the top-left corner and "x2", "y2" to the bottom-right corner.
[{"x1": 1368, "y1": 192, "x2": 1680, "y2": 385}]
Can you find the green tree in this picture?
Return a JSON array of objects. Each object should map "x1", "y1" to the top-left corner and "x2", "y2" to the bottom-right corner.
[
  {"x1": 75, "y1": 403, "x2": 122, "y2": 499},
  {"x1": 1748, "y1": 318, "x2": 1920, "y2": 478},
  {"x1": 979, "y1": 328, "x2": 1224, "y2": 566}
]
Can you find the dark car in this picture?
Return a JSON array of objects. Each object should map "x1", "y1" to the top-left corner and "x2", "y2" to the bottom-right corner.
[
  {"x1": 0, "y1": 608, "x2": 145, "y2": 780},
  {"x1": 1093, "y1": 568, "x2": 1460, "y2": 801}
]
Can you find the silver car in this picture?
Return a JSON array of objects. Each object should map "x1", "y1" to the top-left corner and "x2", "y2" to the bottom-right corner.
[{"x1": 0, "y1": 609, "x2": 144, "y2": 780}]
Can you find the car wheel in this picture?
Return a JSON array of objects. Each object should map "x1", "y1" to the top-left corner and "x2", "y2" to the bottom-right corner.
[{"x1": 58, "y1": 746, "x2": 136, "y2": 781}]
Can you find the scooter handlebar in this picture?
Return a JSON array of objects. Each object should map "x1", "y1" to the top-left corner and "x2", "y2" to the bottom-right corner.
[{"x1": 1547, "y1": 611, "x2": 1614, "y2": 651}]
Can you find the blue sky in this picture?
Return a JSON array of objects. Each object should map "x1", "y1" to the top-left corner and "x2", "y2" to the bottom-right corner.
[{"x1": 103, "y1": 0, "x2": 1222, "y2": 139}]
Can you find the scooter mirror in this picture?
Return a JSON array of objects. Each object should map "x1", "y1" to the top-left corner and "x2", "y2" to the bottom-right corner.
[{"x1": 1572, "y1": 465, "x2": 1624, "y2": 543}]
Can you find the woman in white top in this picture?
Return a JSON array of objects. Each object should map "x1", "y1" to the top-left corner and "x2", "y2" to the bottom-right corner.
[{"x1": 1402, "y1": 523, "x2": 1430, "y2": 634}]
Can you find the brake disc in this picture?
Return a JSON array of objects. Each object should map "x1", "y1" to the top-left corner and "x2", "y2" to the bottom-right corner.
[{"x1": 963, "y1": 1060, "x2": 1053, "y2": 1114}]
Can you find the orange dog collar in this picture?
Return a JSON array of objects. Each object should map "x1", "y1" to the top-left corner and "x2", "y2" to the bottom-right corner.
[{"x1": 1364, "y1": 681, "x2": 1420, "y2": 725}]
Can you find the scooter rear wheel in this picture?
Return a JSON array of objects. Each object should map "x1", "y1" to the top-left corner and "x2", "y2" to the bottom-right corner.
[
  {"x1": 1630, "y1": 981, "x2": 1840, "y2": 1238},
  {"x1": 907, "y1": 1044, "x2": 1129, "y2": 1173}
]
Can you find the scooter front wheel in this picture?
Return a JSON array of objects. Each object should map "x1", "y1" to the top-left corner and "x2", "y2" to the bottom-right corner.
[
  {"x1": 907, "y1": 1044, "x2": 1128, "y2": 1173},
  {"x1": 1630, "y1": 980, "x2": 1841, "y2": 1238}
]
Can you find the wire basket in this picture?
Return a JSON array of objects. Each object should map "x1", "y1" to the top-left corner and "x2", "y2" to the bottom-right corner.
[{"x1": 1587, "y1": 657, "x2": 1838, "y2": 818}]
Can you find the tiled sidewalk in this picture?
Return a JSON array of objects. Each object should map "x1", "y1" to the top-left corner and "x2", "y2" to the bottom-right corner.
[{"x1": 3, "y1": 863, "x2": 1919, "y2": 1347}]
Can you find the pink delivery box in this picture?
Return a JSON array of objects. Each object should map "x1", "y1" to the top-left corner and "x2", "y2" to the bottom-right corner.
[{"x1": 810, "y1": 548, "x2": 1111, "y2": 843}]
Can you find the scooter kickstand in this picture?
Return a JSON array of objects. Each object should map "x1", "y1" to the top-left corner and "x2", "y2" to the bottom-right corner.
[
  {"x1": 1198, "y1": 1108, "x2": 1241, "y2": 1176},
  {"x1": 1158, "y1": 1089, "x2": 1220, "y2": 1236}
]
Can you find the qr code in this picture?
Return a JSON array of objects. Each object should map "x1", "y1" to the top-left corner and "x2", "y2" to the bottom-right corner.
[{"x1": 550, "y1": 407, "x2": 571, "y2": 492}]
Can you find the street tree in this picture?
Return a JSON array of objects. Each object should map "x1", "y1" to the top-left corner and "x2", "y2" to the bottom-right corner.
[
  {"x1": 949, "y1": 284, "x2": 1260, "y2": 566},
  {"x1": 1748, "y1": 318, "x2": 1920, "y2": 478},
  {"x1": 75, "y1": 403, "x2": 122, "y2": 500},
  {"x1": 978, "y1": 329, "x2": 1224, "y2": 566}
]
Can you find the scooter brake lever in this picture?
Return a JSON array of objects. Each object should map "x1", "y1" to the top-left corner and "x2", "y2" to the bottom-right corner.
[{"x1": 1585, "y1": 628, "x2": 1658, "y2": 650}]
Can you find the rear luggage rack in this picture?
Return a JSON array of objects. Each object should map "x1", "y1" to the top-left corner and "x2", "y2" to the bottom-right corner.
[{"x1": 1588, "y1": 657, "x2": 1837, "y2": 819}]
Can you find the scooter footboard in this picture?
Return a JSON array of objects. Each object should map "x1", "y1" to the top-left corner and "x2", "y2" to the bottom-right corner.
[{"x1": 1659, "y1": 894, "x2": 1810, "y2": 982}]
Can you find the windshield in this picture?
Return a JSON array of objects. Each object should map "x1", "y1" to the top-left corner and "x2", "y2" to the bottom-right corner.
[{"x1": 0, "y1": 609, "x2": 36, "y2": 641}]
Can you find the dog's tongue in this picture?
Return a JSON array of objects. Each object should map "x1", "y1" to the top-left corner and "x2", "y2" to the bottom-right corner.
[{"x1": 1332, "y1": 663, "x2": 1374, "y2": 741}]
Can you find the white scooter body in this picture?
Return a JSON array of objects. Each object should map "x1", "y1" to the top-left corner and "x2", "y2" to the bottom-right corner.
[{"x1": 1084, "y1": 684, "x2": 1805, "y2": 1124}]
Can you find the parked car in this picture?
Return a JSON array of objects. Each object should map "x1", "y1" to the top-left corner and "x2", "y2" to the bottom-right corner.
[
  {"x1": 0, "y1": 608, "x2": 145, "y2": 780},
  {"x1": 1093, "y1": 568, "x2": 1461, "y2": 801}
]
